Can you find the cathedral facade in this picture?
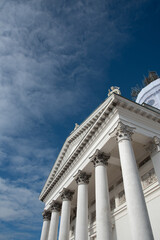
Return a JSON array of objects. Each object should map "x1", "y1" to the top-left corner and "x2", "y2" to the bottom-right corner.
[{"x1": 39, "y1": 76, "x2": 160, "y2": 240}]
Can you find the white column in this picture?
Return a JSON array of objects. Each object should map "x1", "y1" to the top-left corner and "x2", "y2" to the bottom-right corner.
[
  {"x1": 40, "y1": 211, "x2": 51, "y2": 240},
  {"x1": 58, "y1": 189, "x2": 74, "y2": 240},
  {"x1": 74, "y1": 170, "x2": 91, "y2": 240},
  {"x1": 148, "y1": 136, "x2": 160, "y2": 184},
  {"x1": 48, "y1": 201, "x2": 61, "y2": 240},
  {"x1": 90, "y1": 149, "x2": 113, "y2": 240},
  {"x1": 111, "y1": 122, "x2": 154, "y2": 240}
]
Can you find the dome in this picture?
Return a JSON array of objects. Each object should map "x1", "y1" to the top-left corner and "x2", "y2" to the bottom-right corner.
[{"x1": 136, "y1": 78, "x2": 160, "y2": 110}]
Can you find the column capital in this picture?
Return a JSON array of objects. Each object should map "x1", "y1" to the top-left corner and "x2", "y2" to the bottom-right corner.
[
  {"x1": 74, "y1": 170, "x2": 91, "y2": 185},
  {"x1": 42, "y1": 210, "x2": 51, "y2": 221},
  {"x1": 90, "y1": 149, "x2": 110, "y2": 167},
  {"x1": 110, "y1": 122, "x2": 135, "y2": 142},
  {"x1": 50, "y1": 201, "x2": 61, "y2": 212},
  {"x1": 145, "y1": 136, "x2": 160, "y2": 154},
  {"x1": 60, "y1": 188, "x2": 74, "y2": 201}
]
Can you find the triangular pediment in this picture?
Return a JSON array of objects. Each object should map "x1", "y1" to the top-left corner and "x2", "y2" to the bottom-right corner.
[{"x1": 39, "y1": 96, "x2": 113, "y2": 199}]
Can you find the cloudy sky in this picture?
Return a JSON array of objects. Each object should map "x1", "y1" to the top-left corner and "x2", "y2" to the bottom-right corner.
[{"x1": 0, "y1": 0, "x2": 159, "y2": 239}]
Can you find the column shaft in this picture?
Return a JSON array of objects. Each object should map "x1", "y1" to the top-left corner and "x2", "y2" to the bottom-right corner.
[
  {"x1": 95, "y1": 164, "x2": 112, "y2": 240},
  {"x1": 48, "y1": 211, "x2": 60, "y2": 240},
  {"x1": 118, "y1": 138, "x2": 154, "y2": 240},
  {"x1": 75, "y1": 184, "x2": 88, "y2": 240},
  {"x1": 59, "y1": 200, "x2": 71, "y2": 240},
  {"x1": 74, "y1": 170, "x2": 91, "y2": 240},
  {"x1": 40, "y1": 220, "x2": 50, "y2": 240},
  {"x1": 90, "y1": 150, "x2": 112, "y2": 240},
  {"x1": 58, "y1": 189, "x2": 74, "y2": 240}
]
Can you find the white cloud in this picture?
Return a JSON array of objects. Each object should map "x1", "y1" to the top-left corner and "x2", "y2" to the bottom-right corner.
[
  {"x1": 0, "y1": 136, "x2": 57, "y2": 192},
  {"x1": 0, "y1": 177, "x2": 42, "y2": 221}
]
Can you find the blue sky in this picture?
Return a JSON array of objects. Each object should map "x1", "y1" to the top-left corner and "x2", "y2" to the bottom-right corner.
[{"x1": 0, "y1": 0, "x2": 159, "y2": 239}]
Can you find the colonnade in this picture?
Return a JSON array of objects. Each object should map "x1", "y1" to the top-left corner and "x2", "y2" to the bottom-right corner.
[{"x1": 40, "y1": 122, "x2": 160, "y2": 240}]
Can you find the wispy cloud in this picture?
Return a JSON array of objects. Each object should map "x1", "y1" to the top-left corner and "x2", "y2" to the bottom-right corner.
[
  {"x1": 0, "y1": 177, "x2": 42, "y2": 240},
  {"x1": 0, "y1": 177, "x2": 41, "y2": 221},
  {"x1": 0, "y1": 136, "x2": 57, "y2": 191}
]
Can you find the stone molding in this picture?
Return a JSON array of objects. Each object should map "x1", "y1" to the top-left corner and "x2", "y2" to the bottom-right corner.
[
  {"x1": 145, "y1": 136, "x2": 160, "y2": 154},
  {"x1": 90, "y1": 149, "x2": 110, "y2": 167},
  {"x1": 42, "y1": 210, "x2": 51, "y2": 221},
  {"x1": 110, "y1": 121, "x2": 135, "y2": 142},
  {"x1": 74, "y1": 170, "x2": 91, "y2": 185},
  {"x1": 60, "y1": 188, "x2": 74, "y2": 201},
  {"x1": 50, "y1": 201, "x2": 61, "y2": 212}
]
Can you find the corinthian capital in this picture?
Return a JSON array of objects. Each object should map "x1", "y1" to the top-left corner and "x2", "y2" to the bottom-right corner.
[
  {"x1": 153, "y1": 136, "x2": 160, "y2": 151},
  {"x1": 110, "y1": 122, "x2": 135, "y2": 142},
  {"x1": 60, "y1": 188, "x2": 74, "y2": 201},
  {"x1": 50, "y1": 201, "x2": 61, "y2": 212},
  {"x1": 74, "y1": 170, "x2": 91, "y2": 185},
  {"x1": 42, "y1": 210, "x2": 51, "y2": 221},
  {"x1": 90, "y1": 149, "x2": 110, "y2": 167},
  {"x1": 146, "y1": 136, "x2": 160, "y2": 154}
]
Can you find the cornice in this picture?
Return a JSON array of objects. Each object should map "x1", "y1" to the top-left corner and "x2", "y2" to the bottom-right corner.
[{"x1": 39, "y1": 94, "x2": 160, "y2": 202}]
